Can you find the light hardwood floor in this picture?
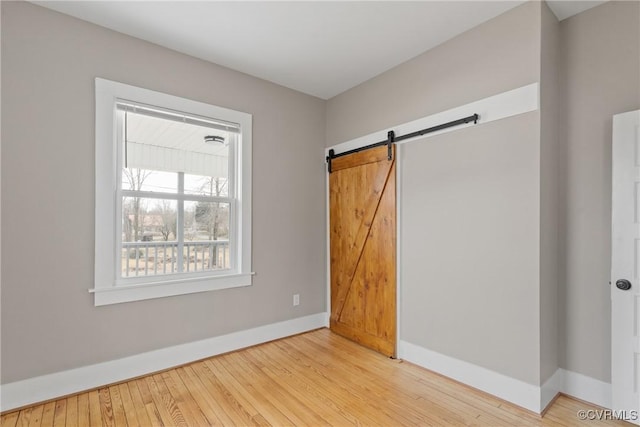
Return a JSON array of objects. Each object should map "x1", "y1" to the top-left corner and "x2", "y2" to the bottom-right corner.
[{"x1": 0, "y1": 328, "x2": 630, "y2": 426}]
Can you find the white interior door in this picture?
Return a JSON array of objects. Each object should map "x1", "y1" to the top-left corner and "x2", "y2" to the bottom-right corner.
[{"x1": 612, "y1": 109, "x2": 640, "y2": 424}]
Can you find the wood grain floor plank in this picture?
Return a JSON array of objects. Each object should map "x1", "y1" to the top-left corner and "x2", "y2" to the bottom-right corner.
[
  {"x1": 147, "y1": 375, "x2": 187, "y2": 427},
  {"x1": 0, "y1": 411, "x2": 19, "y2": 427},
  {"x1": 0, "y1": 329, "x2": 630, "y2": 427},
  {"x1": 98, "y1": 388, "x2": 114, "y2": 427},
  {"x1": 86, "y1": 390, "x2": 103, "y2": 427},
  {"x1": 245, "y1": 346, "x2": 358, "y2": 426},
  {"x1": 182, "y1": 362, "x2": 241, "y2": 424},
  {"x1": 549, "y1": 399, "x2": 629, "y2": 426},
  {"x1": 51, "y1": 400, "x2": 66, "y2": 427},
  {"x1": 161, "y1": 369, "x2": 210, "y2": 426},
  {"x1": 304, "y1": 331, "x2": 531, "y2": 426},
  {"x1": 40, "y1": 404, "x2": 56, "y2": 427},
  {"x1": 260, "y1": 341, "x2": 383, "y2": 426},
  {"x1": 107, "y1": 385, "x2": 128, "y2": 427},
  {"x1": 64, "y1": 396, "x2": 78, "y2": 427},
  {"x1": 14, "y1": 407, "x2": 31, "y2": 427},
  {"x1": 135, "y1": 378, "x2": 169, "y2": 427},
  {"x1": 116, "y1": 382, "x2": 140, "y2": 427},
  {"x1": 189, "y1": 361, "x2": 257, "y2": 426},
  {"x1": 132, "y1": 379, "x2": 153, "y2": 407},
  {"x1": 292, "y1": 338, "x2": 490, "y2": 425},
  {"x1": 40, "y1": 406, "x2": 55, "y2": 427},
  {"x1": 124, "y1": 381, "x2": 151, "y2": 427},
  {"x1": 287, "y1": 334, "x2": 446, "y2": 426},
  {"x1": 175, "y1": 366, "x2": 227, "y2": 426},
  {"x1": 204, "y1": 357, "x2": 287, "y2": 426},
  {"x1": 76, "y1": 393, "x2": 90, "y2": 427},
  {"x1": 230, "y1": 350, "x2": 328, "y2": 426},
  {"x1": 263, "y1": 342, "x2": 388, "y2": 425},
  {"x1": 26, "y1": 404, "x2": 43, "y2": 427}
]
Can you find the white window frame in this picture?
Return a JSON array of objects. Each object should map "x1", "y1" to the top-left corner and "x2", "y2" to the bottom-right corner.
[{"x1": 93, "y1": 78, "x2": 252, "y2": 306}]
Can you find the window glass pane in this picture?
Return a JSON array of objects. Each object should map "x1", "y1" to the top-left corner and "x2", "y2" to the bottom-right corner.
[
  {"x1": 184, "y1": 175, "x2": 229, "y2": 197},
  {"x1": 121, "y1": 197, "x2": 178, "y2": 277},
  {"x1": 184, "y1": 201, "x2": 231, "y2": 271},
  {"x1": 123, "y1": 107, "x2": 229, "y2": 180},
  {"x1": 122, "y1": 168, "x2": 178, "y2": 193}
]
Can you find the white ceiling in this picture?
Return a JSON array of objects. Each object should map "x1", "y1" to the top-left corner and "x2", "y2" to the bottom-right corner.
[
  {"x1": 32, "y1": 1, "x2": 607, "y2": 100},
  {"x1": 547, "y1": 0, "x2": 607, "y2": 20}
]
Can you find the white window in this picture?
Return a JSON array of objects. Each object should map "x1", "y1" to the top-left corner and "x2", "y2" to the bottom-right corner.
[{"x1": 93, "y1": 78, "x2": 252, "y2": 306}]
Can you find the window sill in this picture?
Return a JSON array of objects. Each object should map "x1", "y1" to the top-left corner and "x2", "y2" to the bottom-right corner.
[{"x1": 90, "y1": 272, "x2": 254, "y2": 306}]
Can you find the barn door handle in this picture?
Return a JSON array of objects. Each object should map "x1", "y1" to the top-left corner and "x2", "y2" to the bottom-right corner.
[{"x1": 616, "y1": 279, "x2": 632, "y2": 291}]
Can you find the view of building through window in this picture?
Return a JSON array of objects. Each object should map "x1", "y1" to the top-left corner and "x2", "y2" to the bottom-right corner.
[{"x1": 117, "y1": 104, "x2": 235, "y2": 278}]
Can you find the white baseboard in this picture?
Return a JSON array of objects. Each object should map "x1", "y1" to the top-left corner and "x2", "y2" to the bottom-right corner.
[
  {"x1": 399, "y1": 341, "x2": 613, "y2": 414},
  {"x1": 399, "y1": 340, "x2": 543, "y2": 413},
  {"x1": 541, "y1": 368, "x2": 563, "y2": 411},
  {"x1": 1, "y1": 321, "x2": 613, "y2": 414},
  {"x1": 0, "y1": 312, "x2": 327, "y2": 412},
  {"x1": 562, "y1": 369, "x2": 612, "y2": 409}
]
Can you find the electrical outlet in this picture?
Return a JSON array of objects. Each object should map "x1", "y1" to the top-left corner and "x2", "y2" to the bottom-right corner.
[{"x1": 293, "y1": 294, "x2": 300, "y2": 306}]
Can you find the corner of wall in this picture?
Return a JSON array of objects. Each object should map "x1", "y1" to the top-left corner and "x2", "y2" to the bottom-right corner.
[{"x1": 539, "y1": 0, "x2": 562, "y2": 386}]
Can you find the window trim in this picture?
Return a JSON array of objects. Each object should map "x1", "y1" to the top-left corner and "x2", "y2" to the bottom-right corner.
[{"x1": 93, "y1": 78, "x2": 252, "y2": 306}]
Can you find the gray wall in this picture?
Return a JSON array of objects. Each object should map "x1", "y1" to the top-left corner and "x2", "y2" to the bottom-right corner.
[
  {"x1": 559, "y1": 1, "x2": 640, "y2": 382},
  {"x1": 539, "y1": 1, "x2": 560, "y2": 384},
  {"x1": 326, "y1": 1, "x2": 541, "y2": 147},
  {"x1": 400, "y1": 114, "x2": 541, "y2": 384},
  {"x1": 327, "y1": 1, "x2": 545, "y2": 385},
  {"x1": 1, "y1": 1, "x2": 326, "y2": 384}
]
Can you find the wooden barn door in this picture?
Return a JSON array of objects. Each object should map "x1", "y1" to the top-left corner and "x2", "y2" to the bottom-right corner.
[{"x1": 329, "y1": 145, "x2": 396, "y2": 357}]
